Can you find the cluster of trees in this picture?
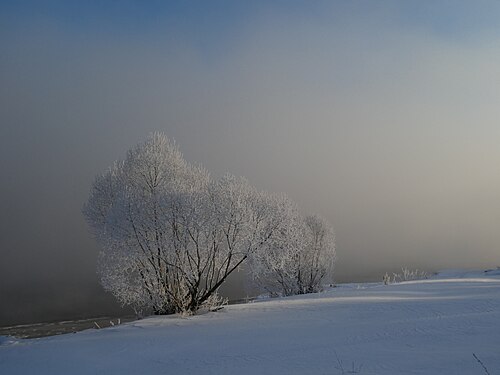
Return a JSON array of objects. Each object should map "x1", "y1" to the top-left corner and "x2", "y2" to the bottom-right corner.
[{"x1": 84, "y1": 133, "x2": 336, "y2": 315}]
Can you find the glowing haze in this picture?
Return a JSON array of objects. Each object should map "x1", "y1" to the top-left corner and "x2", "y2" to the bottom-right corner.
[{"x1": 1, "y1": 1, "x2": 500, "y2": 324}]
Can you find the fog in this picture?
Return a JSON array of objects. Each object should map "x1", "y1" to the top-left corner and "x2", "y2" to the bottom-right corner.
[{"x1": 1, "y1": 2, "x2": 500, "y2": 325}]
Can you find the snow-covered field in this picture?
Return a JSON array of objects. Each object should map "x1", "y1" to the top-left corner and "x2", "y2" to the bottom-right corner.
[{"x1": 1, "y1": 270, "x2": 499, "y2": 374}]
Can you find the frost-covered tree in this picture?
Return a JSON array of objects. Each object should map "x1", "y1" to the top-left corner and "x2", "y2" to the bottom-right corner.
[
  {"x1": 83, "y1": 133, "x2": 209, "y2": 314},
  {"x1": 247, "y1": 196, "x2": 306, "y2": 296},
  {"x1": 250, "y1": 214, "x2": 336, "y2": 296},
  {"x1": 300, "y1": 215, "x2": 336, "y2": 293},
  {"x1": 83, "y1": 133, "x2": 300, "y2": 315}
]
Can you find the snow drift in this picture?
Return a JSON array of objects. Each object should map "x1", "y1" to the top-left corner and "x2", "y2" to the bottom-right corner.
[{"x1": 1, "y1": 270, "x2": 499, "y2": 374}]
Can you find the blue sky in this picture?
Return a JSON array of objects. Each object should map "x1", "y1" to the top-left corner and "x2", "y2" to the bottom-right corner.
[
  {"x1": 2, "y1": 1, "x2": 500, "y2": 70},
  {"x1": 3, "y1": 1, "x2": 500, "y2": 43}
]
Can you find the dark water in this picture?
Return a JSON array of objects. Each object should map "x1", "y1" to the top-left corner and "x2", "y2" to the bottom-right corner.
[
  {"x1": 0, "y1": 299, "x2": 258, "y2": 339},
  {"x1": 0, "y1": 273, "x2": 386, "y2": 339},
  {"x1": 0, "y1": 315, "x2": 137, "y2": 339}
]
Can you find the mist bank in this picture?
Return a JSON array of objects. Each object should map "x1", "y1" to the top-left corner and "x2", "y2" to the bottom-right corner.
[{"x1": 2, "y1": 2, "x2": 500, "y2": 326}]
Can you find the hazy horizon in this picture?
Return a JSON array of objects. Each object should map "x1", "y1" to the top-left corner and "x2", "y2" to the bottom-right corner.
[{"x1": 2, "y1": 1, "x2": 500, "y2": 325}]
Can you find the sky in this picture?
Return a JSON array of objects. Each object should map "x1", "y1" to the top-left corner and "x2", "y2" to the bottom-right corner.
[{"x1": 1, "y1": 0, "x2": 500, "y2": 325}]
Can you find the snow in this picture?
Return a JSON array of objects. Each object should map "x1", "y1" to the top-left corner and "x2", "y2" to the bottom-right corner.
[{"x1": 1, "y1": 270, "x2": 500, "y2": 374}]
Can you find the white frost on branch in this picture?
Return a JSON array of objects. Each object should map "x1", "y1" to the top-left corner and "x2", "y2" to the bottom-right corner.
[
  {"x1": 83, "y1": 133, "x2": 336, "y2": 314},
  {"x1": 249, "y1": 213, "x2": 336, "y2": 297}
]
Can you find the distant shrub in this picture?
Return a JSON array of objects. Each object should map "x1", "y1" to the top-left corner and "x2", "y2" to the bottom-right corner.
[{"x1": 383, "y1": 267, "x2": 428, "y2": 284}]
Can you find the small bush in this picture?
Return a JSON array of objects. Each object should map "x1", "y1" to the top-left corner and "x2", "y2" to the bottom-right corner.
[{"x1": 383, "y1": 267, "x2": 428, "y2": 284}]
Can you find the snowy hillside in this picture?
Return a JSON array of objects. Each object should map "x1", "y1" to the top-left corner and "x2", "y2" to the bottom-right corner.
[{"x1": 1, "y1": 270, "x2": 500, "y2": 374}]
